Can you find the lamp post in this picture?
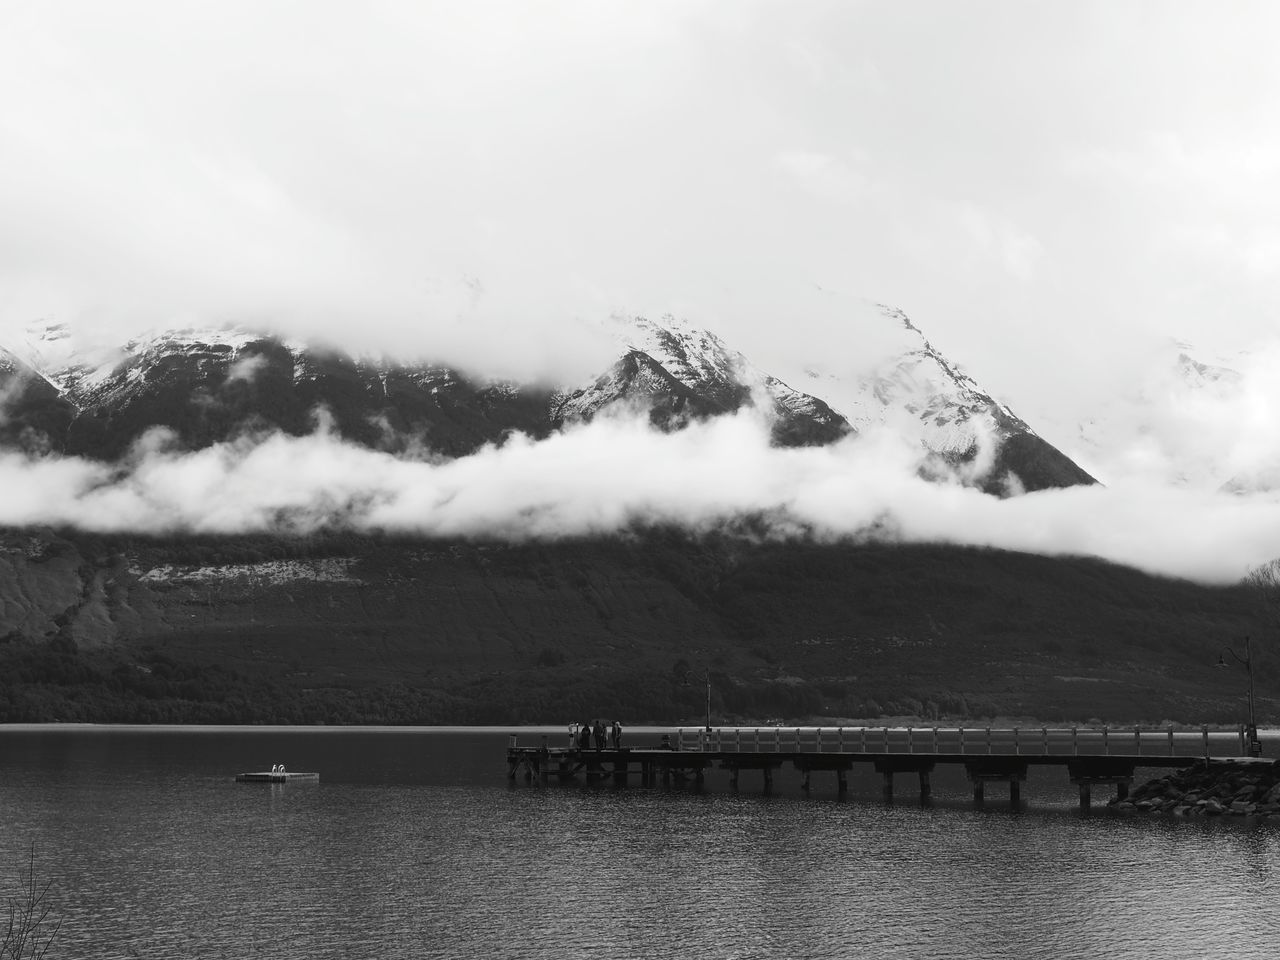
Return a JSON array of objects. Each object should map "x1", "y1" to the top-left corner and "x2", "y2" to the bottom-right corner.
[
  {"x1": 1218, "y1": 636, "x2": 1261, "y2": 757},
  {"x1": 705, "y1": 670, "x2": 712, "y2": 733}
]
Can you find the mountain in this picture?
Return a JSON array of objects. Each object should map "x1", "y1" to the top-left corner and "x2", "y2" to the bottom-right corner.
[
  {"x1": 0, "y1": 347, "x2": 75, "y2": 454},
  {"x1": 14, "y1": 325, "x2": 556, "y2": 461},
  {"x1": 1, "y1": 305, "x2": 1095, "y2": 493},
  {"x1": 1044, "y1": 338, "x2": 1278, "y2": 492},
  {"x1": 0, "y1": 527, "x2": 1270, "y2": 725},
  {"x1": 551, "y1": 316, "x2": 850, "y2": 447},
  {"x1": 754, "y1": 301, "x2": 1097, "y2": 494}
]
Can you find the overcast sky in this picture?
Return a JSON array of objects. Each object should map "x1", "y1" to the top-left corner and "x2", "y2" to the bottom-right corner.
[{"x1": 6, "y1": 2, "x2": 1280, "y2": 408}]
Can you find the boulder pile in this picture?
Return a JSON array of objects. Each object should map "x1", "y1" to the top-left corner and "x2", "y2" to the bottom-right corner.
[{"x1": 1113, "y1": 760, "x2": 1280, "y2": 817}]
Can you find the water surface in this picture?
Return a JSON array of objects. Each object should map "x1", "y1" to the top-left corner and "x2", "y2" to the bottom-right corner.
[{"x1": 2, "y1": 726, "x2": 1278, "y2": 959}]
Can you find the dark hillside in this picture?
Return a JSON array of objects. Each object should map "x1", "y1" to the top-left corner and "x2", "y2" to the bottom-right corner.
[{"x1": 0, "y1": 528, "x2": 1270, "y2": 725}]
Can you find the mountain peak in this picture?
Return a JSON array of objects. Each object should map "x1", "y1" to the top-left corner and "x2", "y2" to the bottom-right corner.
[{"x1": 2, "y1": 306, "x2": 1095, "y2": 493}]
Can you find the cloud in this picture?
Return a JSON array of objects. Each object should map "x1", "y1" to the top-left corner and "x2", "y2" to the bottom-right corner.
[
  {"x1": 1055, "y1": 336, "x2": 1280, "y2": 491},
  {"x1": 224, "y1": 354, "x2": 269, "y2": 385},
  {"x1": 775, "y1": 150, "x2": 874, "y2": 206},
  {"x1": 2, "y1": 409, "x2": 1278, "y2": 585}
]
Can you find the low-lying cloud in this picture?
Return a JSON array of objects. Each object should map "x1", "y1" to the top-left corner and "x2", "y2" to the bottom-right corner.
[{"x1": 4, "y1": 409, "x2": 1279, "y2": 585}]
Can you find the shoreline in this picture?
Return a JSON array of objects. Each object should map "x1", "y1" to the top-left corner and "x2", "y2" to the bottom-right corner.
[{"x1": 1116, "y1": 758, "x2": 1280, "y2": 817}]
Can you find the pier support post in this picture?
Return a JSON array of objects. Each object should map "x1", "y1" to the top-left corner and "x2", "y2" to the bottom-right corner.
[
  {"x1": 919, "y1": 769, "x2": 931, "y2": 804},
  {"x1": 973, "y1": 781, "x2": 984, "y2": 805},
  {"x1": 763, "y1": 767, "x2": 774, "y2": 792},
  {"x1": 729, "y1": 766, "x2": 739, "y2": 790},
  {"x1": 837, "y1": 769, "x2": 848, "y2": 797},
  {"x1": 882, "y1": 770, "x2": 894, "y2": 802},
  {"x1": 1115, "y1": 781, "x2": 1129, "y2": 802},
  {"x1": 1010, "y1": 779, "x2": 1021, "y2": 808},
  {"x1": 1079, "y1": 782, "x2": 1092, "y2": 811},
  {"x1": 802, "y1": 770, "x2": 811, "y2": 794}
]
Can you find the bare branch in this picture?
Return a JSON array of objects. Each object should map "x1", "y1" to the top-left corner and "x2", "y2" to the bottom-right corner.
[{"x1": 1, "y1": 845, "x2": 60, "y2": 960}]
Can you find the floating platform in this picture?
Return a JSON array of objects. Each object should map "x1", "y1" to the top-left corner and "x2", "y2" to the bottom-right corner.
[{"x1": 234, "y1": 771, "x2": 320, "y2": 783}]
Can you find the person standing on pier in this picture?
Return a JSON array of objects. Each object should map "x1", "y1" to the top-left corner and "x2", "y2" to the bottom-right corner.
[
  {"x1": 593, "y1": 720, "x2": 605, "y2": 750},
  {"x1": 611, "y1": 721, "x2": 623, "y2": 748},
  {"x1": 578, "y1": 721, "x2": 592, "y2": 750}
]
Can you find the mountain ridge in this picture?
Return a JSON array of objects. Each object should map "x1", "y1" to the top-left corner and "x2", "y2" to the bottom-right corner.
[
  {"x1": 0, "y1": 527, "x2": 1270, "y2": 725},
  {"x1": 2, "y1": 307, "x2": 1096, "y2": 494}
]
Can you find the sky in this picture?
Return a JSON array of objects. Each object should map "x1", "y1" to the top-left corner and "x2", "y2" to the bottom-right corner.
[
  {"x1": 6, "y1": 2, "x2": 1280, "y2": 401},
  {"x1": 3, "y1": 1, "x2": 1280, "y2": 581}
]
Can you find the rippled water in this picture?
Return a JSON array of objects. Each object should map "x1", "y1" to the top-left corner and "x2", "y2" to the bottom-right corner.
[{"x1": 3, "y1": 726, "x2": 1280, "y2": 959}]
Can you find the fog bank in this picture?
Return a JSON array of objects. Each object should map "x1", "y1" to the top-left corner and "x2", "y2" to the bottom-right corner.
[{"x1": 3, "y1": 411, "x2": 1278, "y2": 585}]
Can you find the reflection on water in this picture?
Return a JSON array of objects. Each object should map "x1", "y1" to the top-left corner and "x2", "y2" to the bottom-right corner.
[{"x1": 2, "y1": 727, "x2": 1279, "y2": 959}]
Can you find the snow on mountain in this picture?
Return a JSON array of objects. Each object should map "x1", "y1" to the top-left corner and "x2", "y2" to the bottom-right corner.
[
  {"x1": 0, "y1": 344, "x2": 75, "y2": 453},
  {"x1": 1039, "y1": 337, "x2": 1270, "y2": 491},
  {"x1": 581, "y1": 301, "x2": 1042, "y2": 458},
  {"x1": 17, "y1": 320, "x2": 129, "y2": 397},
  {"x1": 623, "y1": 314, "x2": 844, "y2": 427},
  {"x1": 4, "y1": 310, "x2": 1096, "y2": 492},
  {"x1": 548, "y1": 305, "x2": 1092, "y2": 491},
  {"x1": 551, "y1": 314, "x2": 849, "y2": 446},
  {"x1": 755, "y1": 299, "x2": 1036, "y2": 456}
]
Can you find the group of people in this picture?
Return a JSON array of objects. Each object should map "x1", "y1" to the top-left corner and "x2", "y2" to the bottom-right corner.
[{"x1": 572, "y1": 719, "x2": 622, "y2": 750}]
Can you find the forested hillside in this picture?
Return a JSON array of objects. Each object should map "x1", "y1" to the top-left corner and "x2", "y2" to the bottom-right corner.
[{"x1": 0, "y1": 527, "x2": 1271, "y2": 726}]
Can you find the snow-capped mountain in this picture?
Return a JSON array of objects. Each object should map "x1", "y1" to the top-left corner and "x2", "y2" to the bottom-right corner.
[
  {"x1": 1038, "y1": 337, "x2": 1280, "y2": 492},
  {"x1": 554, "y1": 305, "x2": 1092, "y2": 493},
  {"x1": 0, "y1": 345, "x2": 75, "y2": 454},
  {"x1": 552, "y1": 314, "x2": 850, "y2": 447},
  {"x1": 766, "y1": 302, "x2": 1037, "y2": 454},
  {"x1": 18, "y1": 321, "x2": 128, "y2": 400},
  {"x1": 6, "y1": 324, "x2": 556, "y2": 460},
  {"x1": 0, "y1": 306, "x2": 1097, "y2": 493}
]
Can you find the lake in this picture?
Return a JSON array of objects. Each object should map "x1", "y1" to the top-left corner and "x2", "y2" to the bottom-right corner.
[{"x1": 2, "y1": 725, "x2": 1279, "y2": 959}]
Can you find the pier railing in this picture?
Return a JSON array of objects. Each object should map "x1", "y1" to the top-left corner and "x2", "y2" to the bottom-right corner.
[{"x1": 674, "y1": 724, "x2": 1253, "y2": 758}]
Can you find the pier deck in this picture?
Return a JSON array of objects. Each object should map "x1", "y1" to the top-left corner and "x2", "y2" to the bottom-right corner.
[{"x1": 507, "y1": 725, "x2": 1271, "y2": 808}]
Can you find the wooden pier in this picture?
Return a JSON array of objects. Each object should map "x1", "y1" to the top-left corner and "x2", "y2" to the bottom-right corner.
[{"x1": 507, "y1": 725, "x2": 1269, "y2": 809}]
